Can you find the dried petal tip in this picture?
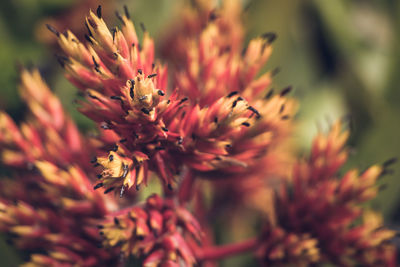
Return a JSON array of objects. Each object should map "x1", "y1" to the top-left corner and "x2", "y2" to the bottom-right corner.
[
  {"x1": 383, "y1": 157, "x2": 397, "y2": 168},
  {"x1": 94, "y1": 183, "x2": 103, "y2": 190},
  {"x1": 96, "y1": 5, "x2": 102, "y2": 18},
  {"x1": 123, "y1": 5, "x2": 130, "y2": 19},
  {"x1": 140, "y1": 22, "x2": 146, "y2": 32},
  {"x1": 104, "y1": 187, "x2": 115, "y2": 194},
  {"x1": 261, "y1": 32, "x2": 277, "y2": 43},
  {"x1": 280, "y1": 86, "x2": 292, "y2": 97},
  {"x1": 46, "y1": 24, "x2": 60, "y2": 37},
  {"x1": 227, "y1": 91, "x2": 239, "y2": 98}
]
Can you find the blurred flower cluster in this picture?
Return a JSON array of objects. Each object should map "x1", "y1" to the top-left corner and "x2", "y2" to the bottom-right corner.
[{"x1": 0, "y1": 0, "x2": 396, "y2": 266}]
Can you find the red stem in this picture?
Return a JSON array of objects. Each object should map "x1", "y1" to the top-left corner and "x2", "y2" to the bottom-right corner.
[{"x1": 195, "y1": 237, "x2": 258, "y2": 261}]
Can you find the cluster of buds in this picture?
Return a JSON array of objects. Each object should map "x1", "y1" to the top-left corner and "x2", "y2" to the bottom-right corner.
[
  {"x1": 0, "y1": 69, "x2": 92, "y2": 169},
  {"x1": 100, "y1": 194, "x2": 202, "y2": 266},
  {"x1": 49, "y1": 6, "x2": 182, "y2": 193},
  {"x1": 0, "y1": 0, "x2": 397, "y2": 266},
  {"x1": 52, "y1": 3, "x2": 296, "y2": 199},
  {"x1": 256, "y1": 121, "x2": 397, "y2": 266},
  {"x1": 0, "y1": 70, "x2": 119, "y2": 266},
  {"x1": 160, "y1": 0, "x2": 244, "y2": 68},
  {"x1": 159, "y1": 0, "x2": 297, "y2": 218}
]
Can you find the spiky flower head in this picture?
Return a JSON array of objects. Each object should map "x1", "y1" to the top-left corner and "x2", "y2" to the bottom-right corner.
[
  {"x1": 0, "y1": 70, "x2": 119, "y2": 266},
  {"x1": 52, "y1": 4, "x2": 296, "y2": 198},
  {"x1": 101, "y1": 194, "x2": 202, "y2": 266},
  {"x1": 0, "y1": 2, "x2": 396, "y2": 267},
  {"x1": 256, "y1": 121, "x2": 397, "y2": 266}
]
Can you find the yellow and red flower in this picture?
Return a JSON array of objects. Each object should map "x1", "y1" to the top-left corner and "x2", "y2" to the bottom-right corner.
[
  {"x1": 257, "y1": 121, "x2": 397, "y2": 266},
  {"x1": 101, "y1": 194, "x2": 202, "y2": 266}
]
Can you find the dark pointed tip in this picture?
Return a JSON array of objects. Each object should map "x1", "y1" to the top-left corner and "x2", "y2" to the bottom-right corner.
[
  {"x1": 248, "y1": 106, "x2": 261, "y2": 119},
  {"x1": 137, "y1": 69, "x2": 143, "y2": 75},
  {"x1": 123, "y1": 5, "x2": 130, "y2": 19},
  {"x1": 261, "y1": 32, "x2": 277, "y2": 44},
  {"x1": 94, "y1": 183, "x2": 103, "y2": 190},
  {"x1": 104, "y1": 187, "x2": 115, "y2": 194},
  {"x1": 55, "y1": 54, "x2": 69, "y2": 68},
  {"x1": 167, "y1": 184, "x2": 173, "y2": 191},
  {"x1": 114, "y1": 217, "x2": 120, "y2": 225},
  {"x1": 227, "y1": 91, "x2": 238, "y2": 98},
  {"x1": 141, "y1": 108, "x2": 150, "y2": 115},
  {"x1": 115, "y1": 11, "x2": 123, "y2": 21},
  {"x1": 383, "y1": 157, "x2": 397, "y2": 168},
  {"x1": 84, "y1": 34, "x2": 93, "y2": 44},
  {"x1": 140, "y1": 22, "x2": 146, "y2": 32},
  {"x1": 92, "y1": 56, "x2": 99, "y2": 68},
  {"x1": 381, "y1": 169, "x2": 395, "y2": 176},
  {"x1": 147, "y1": 73, "x2": 157, "y2": 78},
  {"x1": 179, "y1": 97, "x2": 188, "y2": 105},
  {"x1": 96, "y1": 5, "x2": 102, "y2": 19},
  {"x1": 271, "y1": 67, "x2": 281, "y2": 77},
  {"x1": 111, "y1": 27, "x2": 117, "y2": 41},
  {"x1": 158, "y1": 90, "x2": 165, "y2": 96},
  {"x1": 46, "y1": 24, "x2": 60, "y2": 37},
  {"x1": 265, "y1": 88, "x2": 274, "y2": 99},
  {"x1": 280, "y1": 86, "x2": 292, "y2": 97},
  {"x1": 378, "y1": 184, "x2": 388, "y2": 191},
  {"x1": 135, "y1": 184, "x2": 140, "y2": 191}
]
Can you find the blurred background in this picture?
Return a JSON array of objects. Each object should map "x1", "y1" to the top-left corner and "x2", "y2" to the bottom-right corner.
[{"x1": 0, "y1": 0, "x2": 399, "y2": 265}]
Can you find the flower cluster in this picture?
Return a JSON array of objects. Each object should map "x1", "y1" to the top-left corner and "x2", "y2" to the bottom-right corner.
[
  {"x1": 0, "y1": 70, "x2": 119, "y2": 266},
  {"x1": 101, "y1": 194, "x2": 201, "y2": 266},
  {"x1": 51, "y1": 3, "x2": 296, "y2": 199},
  {"x1": 256, "y1": 121, "x2": 396, "y2": 266},
  {"x1": 0, "y1": 0, "x2": 396, "y2": 266}
]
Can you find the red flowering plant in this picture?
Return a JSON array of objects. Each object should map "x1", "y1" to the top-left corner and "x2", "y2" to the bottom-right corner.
[{"x1": 0, "y1": 0, "x2": 397, "y2": 266}]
